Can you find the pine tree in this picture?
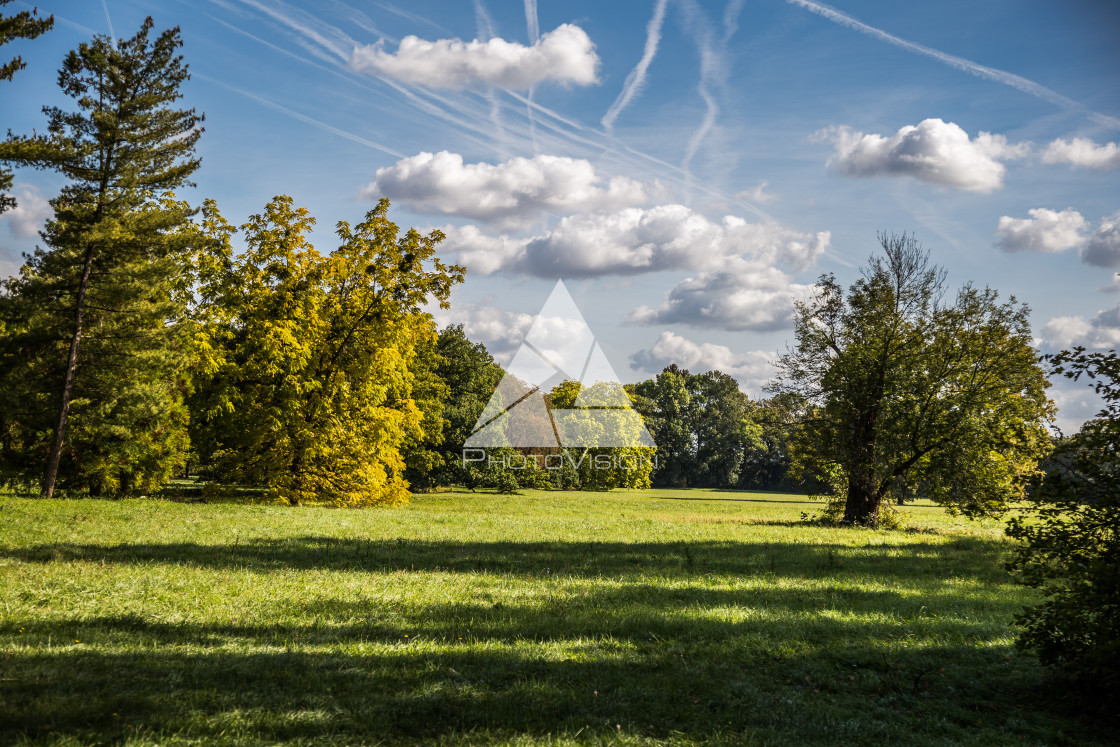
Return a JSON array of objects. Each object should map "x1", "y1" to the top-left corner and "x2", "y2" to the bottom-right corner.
[
  {"x1": 0, "y1": 0, "x2": 54, "y2": 214},
  {"x1": 0, "y1": 18, "x2": 202, "y2": 497}
]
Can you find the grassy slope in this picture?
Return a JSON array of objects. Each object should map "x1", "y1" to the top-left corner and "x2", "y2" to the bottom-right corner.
[{"x1": 0, "y1": 489, "x2": 1104, "y2": 745}]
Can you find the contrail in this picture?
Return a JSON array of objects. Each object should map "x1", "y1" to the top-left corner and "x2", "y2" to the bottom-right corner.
[
  {"x1": 786, "y1": 0, "x2": 1120, "y2": 129},
  {"x1": 473, "y1": 0, "x2": 511, "y2": 158},
  {"x1": 100, "y1": 0, "x2": 116, "y2": 44},
  {"x1": 523, "y1": 0, "x2": 540, "y2": 43},
  {"x1": 602, "y1": 0, "x2": 670, "y2": 133},
  {"x1": 523, "y1": 0, "x2": 541, "y2": 153}
]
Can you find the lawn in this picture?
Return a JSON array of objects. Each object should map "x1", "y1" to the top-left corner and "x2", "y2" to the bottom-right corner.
[{"x1": 0, "y1": 488, "x2": 1105, "y2": 745}]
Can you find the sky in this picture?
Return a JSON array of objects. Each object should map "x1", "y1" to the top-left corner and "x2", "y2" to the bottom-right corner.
[{"x1": 2, "y1": 0, "x2": 1119, "y2": 432}]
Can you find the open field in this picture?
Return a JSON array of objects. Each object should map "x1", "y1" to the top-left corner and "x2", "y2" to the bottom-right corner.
[{"x1": 0, "y1": 489, "x2": 1105, "y2": 745}]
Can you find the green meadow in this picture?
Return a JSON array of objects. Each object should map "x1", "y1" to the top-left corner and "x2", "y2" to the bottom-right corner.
[{"x1": 0, "y1": 489, "x2": 1105, "y2": 745}]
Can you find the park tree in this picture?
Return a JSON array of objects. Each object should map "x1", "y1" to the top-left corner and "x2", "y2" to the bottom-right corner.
[
  {"x1": 190, "y1": 196, "x2": 463, "y2": 507},
  {"x1": 772, "y1": 233, "x2": 1052, "y2": 525},
  {"x1": 544, "y1": 379, "x2": 655, "y2": 490},
  {"x1": 0, "y1": 0, "x2": 53, "y2": 214},
  {"x1": 629, "y1": 366, "x2": 762, "y2": 488},
  {"x1": 1006, "y1": 348, "x2": 1120, "y2": 708},
  {"x1": 0, "y1": 19, "x2": 201, "y2": 497},
  {"x1": 628, "y1": 366, "x2": 695, "y2": 487},
  {"x1": 737, "y1": 392, "x2": 805, "y2": 491},
  {"x1": 403, "y1": 324, "x2": 505, "y2": 489}
]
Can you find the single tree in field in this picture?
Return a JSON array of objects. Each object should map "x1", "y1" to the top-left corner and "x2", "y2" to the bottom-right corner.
[
  {"x1": 1006, "y1": 348, "x2": 1120, "y2": 709},
  {"x1": 0, "y1": 0, "x2": 54, "y2": 214},
  {"x1": 190, "y1": 196, "x2": 463, "y2": 507},
  {"x1": 0, "y1": 19, "x2": 202, "y2": 498},
  {"x1": 772, "y1": 233, "x2": 1052, "y2": 525}
]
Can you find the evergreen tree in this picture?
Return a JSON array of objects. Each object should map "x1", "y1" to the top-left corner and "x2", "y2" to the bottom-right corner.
[
  {"x1": 0, "y1": 19, "x2": 202, "y2": 497},
  {"x1": 0, "y1": 0, "x2": 54, "y2": 213}
]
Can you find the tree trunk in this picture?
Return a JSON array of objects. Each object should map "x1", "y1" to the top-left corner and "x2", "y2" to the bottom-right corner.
[
  {"x1": 41, "y1": 244, "x2": 97, "y2": 499},
  {"x1": 843, "y1": 468, "x2": 881, "y2": 525}
]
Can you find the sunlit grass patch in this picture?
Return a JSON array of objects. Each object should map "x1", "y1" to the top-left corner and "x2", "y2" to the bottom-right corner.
[{"x1": 0, "y1": 489, "x2": 1107, "y2": 745}]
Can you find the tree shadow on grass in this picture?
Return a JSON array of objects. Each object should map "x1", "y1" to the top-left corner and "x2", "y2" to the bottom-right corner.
[
  {"x1": 0, "y1": 597, "x2": 1104, "y2": 745},
  {"x1": 0, "y1": 536, "x2": 1012, "y2": 584}
]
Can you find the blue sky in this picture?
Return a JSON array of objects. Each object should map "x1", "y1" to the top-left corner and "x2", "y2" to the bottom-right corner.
[{"x1": 3, "y1": 0, "x2": 1119, "y2": 431}]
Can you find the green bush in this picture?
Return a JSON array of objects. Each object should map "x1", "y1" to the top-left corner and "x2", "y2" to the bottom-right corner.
[{"x1": 1006, "y1": 348, "x2": 1120, "y2": 710}]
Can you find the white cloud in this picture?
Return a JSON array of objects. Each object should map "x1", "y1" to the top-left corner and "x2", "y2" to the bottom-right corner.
[
  {"x1": 364, "y1": 151, "x2": 655, "y2": 229},
  {"x1": 1042, "y1": 137, "x2": 1120, "y2": 170},
  {"x1": 431, "y1": 298, "x2": 534, "y2": 365},
  {"x1": 626, "y1": 263, "x2": 813, "y2": 331},
  {"x1": 1080, "y1": 212, "x2": 1120, "y2": 268},
  {"x1": 994, "y1": 208, "x2": 1087, "y2": 253},
  {"x1": 349, "y1": 24, "x2": 599, "y2": 89},
  {"x1": 819, "y1": 118, "x2": 1028, "y2": 193},
  {"x1": 1043, "y1": 303, "x2": 1120, "y2": 350},
  {"x1": 443, "y1": 204, "x2": 830, "y2": 278},
  {"x1": 629, "y1": 330, "x2": 775, "y2": 396},
  {"x1": 1, "y1": 185, "x2": 51, "y2": 238}
]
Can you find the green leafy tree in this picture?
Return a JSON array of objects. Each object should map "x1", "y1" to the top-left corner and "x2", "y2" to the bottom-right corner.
[
  {"x1": 0, "y1": 0, "x2": 53, "y2": 214},
  {"x1": 773, "y1": 233, "x2": 1052, "y2": 525},
  {"x1": 547, "y1": 379, "x2": 654, "y2": 491},
  {"x1": 628, "y1": 365, "x2": 694, "y2": 487},
  {"x1": 190, "y1": 196, "x2": 462, "y2": 507},
  {"x1": 1006, "y1": 348, "x2": 1120, "y2": 708},
  {"x1": 738, "y1": 393, "x2": 805, "y2": 491},
  {"x1": 0, "y1": 19, "x2": 201, "y2": 497},
  {"x1": 403, "y1": 324, "x2": 505, "y2": 489},
  {"x1": 629, "y1": 366, "x2": 761, "y2": 488}
]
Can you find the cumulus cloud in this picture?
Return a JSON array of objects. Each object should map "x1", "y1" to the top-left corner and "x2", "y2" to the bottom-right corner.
[
  {"x1": 1080, "y1": 212, "x2": 1120, "y2": 268},
  {"x1": 430, "y1": 298, "x2": 534, "y2": 365},
  {"x1": 1, "y1": 185, "x2": 51, "y2": 238},
  {"x1": 349, "y1": 24, "x2": 599, "y2": 89},
  {"x1": 819, "y1": 118, "x2": 1028, "y2": 193},
  {"x1": 994, "y1": 208, "x2": 1087, "y2": 253},
  {"x1": 1043, "y1": 302, "x2": 1120, "y2": 350},
  {"x1": 364, "y1": 151, "x2": 655, "y2": 229},
  {"x1": 442, "y1": 204, "x2": 830, "y2": 278},
  {"x1": 1042, "y1": 137, "x2": 1120, "y2": 170},
  {"x1": 627, "y1": 263, "x2": 813, "y2": 331},
  {"x1": 630, "y1": 330, "x2": 775, "y2": 396}
]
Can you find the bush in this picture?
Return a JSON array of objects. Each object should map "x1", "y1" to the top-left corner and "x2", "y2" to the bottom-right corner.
[{"x1": 1006, "y1": 348, "x2": 1120, "y2": 710}]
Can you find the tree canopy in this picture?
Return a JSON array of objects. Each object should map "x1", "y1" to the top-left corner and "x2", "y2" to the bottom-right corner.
[
  {"x1": 773, "y1": 233, "x2": 1052, "y2": 525},
  {"x1": 189, "y1": 196, "x2": 463, "y2": 506}
]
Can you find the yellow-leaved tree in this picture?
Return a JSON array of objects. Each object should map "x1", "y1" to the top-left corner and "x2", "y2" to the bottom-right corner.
[{"x1": 189, "y1": 196, "x2": 462, "y2": 506}]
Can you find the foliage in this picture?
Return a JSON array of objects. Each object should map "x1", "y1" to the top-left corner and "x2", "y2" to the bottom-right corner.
[
  {"x1": 403, "y1": 324, "x2": 504, "y2": 490},
  {"x1": 1006, "y1": 348, "x2": 1120, "y2": 708},
  {"x1": 772, "y1": 233, "x2": 1052, "y2": 526},
  {"x1": 0, "y1": 0, "x2": 53, "y2": 213},
  {"x1": 737, "y1": 392, "x2": 804, "y2": 491},
  {"x1": 629, "y1": 365, "x2": 762, "y2": 488},
  {"x1": 0, "y1": 19, "x2": 201, "y2": 497},
  {"x1": 547, "y1": 379, "x2": 655, "y2": 491},
  {"x1": 190, "y1": 196, "x2": 463, "y2": 507}
]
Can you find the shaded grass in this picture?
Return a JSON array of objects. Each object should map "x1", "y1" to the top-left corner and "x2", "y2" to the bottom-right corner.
[{"x1": 0, "y1": 489, "x2": 1105, "y2": 745}]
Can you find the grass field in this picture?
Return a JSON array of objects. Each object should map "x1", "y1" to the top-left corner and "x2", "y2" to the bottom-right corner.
[{"x1": 0, "y1": 488, "x2": 1106, "y2": 745}]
